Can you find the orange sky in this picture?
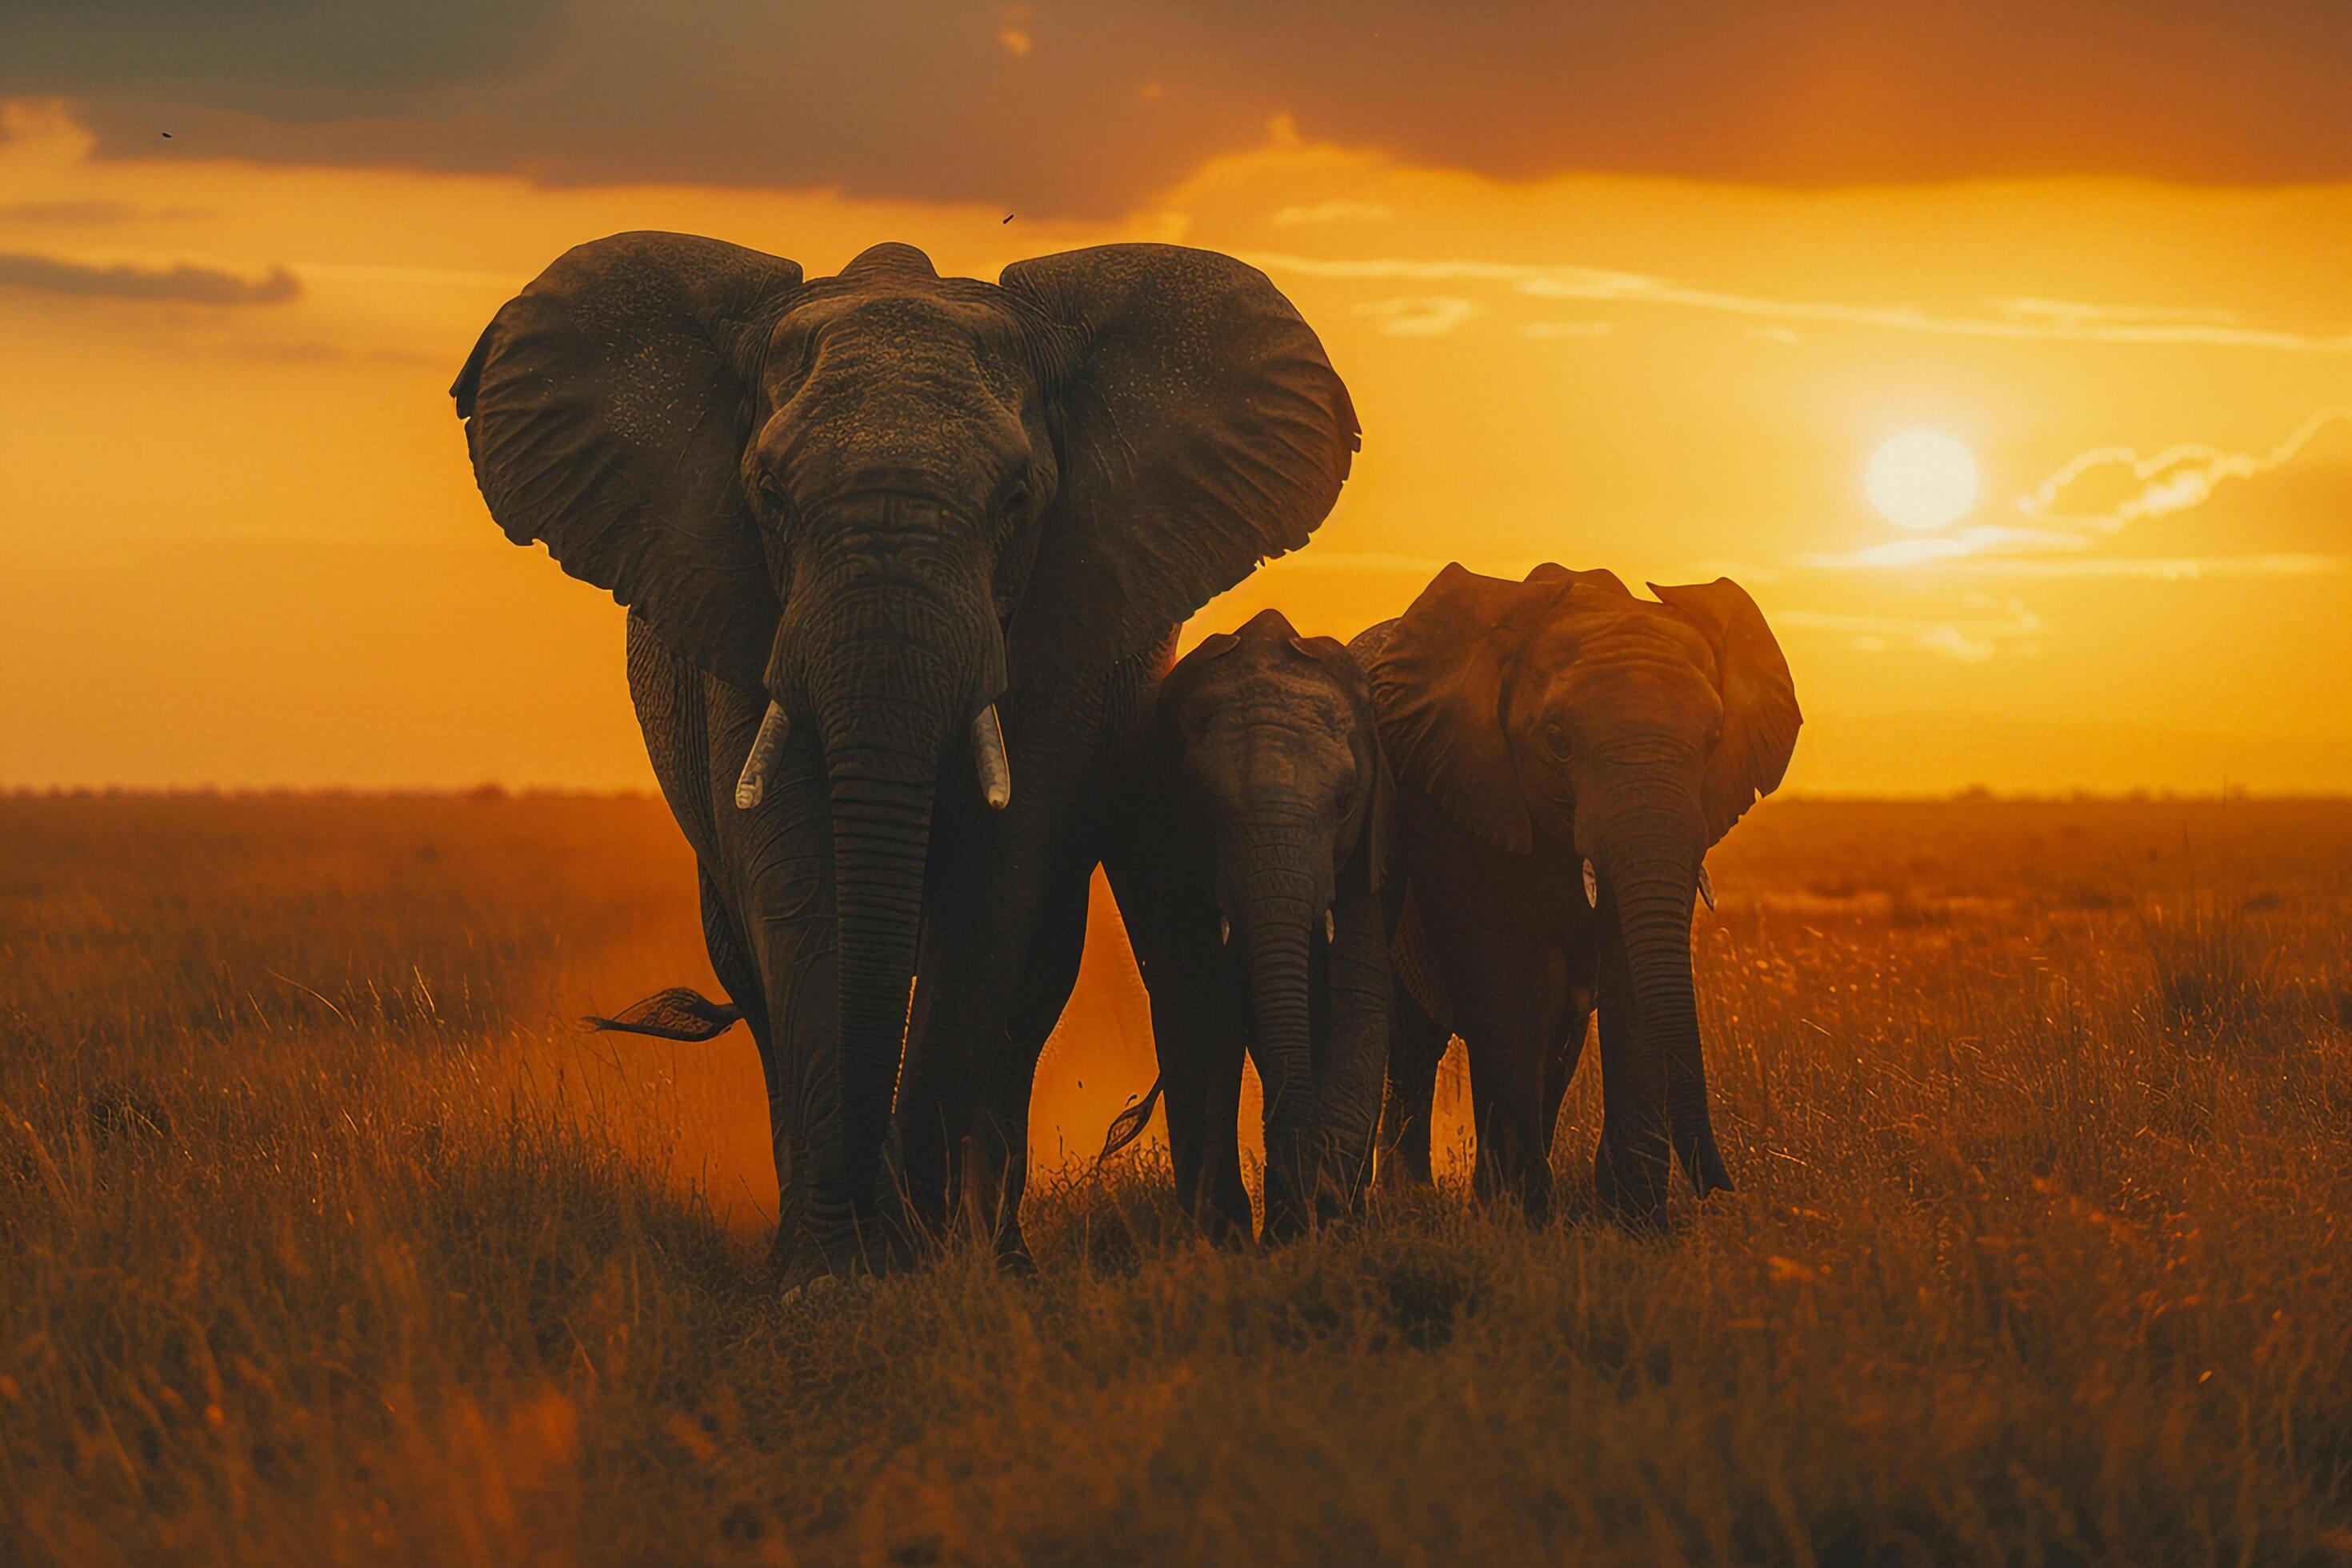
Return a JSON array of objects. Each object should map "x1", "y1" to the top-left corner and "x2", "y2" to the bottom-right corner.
[{"x1": 3, "y1": 79, "x2": 2349, "y2": 795}]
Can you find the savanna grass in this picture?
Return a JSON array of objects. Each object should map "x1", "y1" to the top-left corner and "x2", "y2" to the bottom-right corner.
[{"x1": 3, "y1": 794, "x2": 2347, "y2": 1564}]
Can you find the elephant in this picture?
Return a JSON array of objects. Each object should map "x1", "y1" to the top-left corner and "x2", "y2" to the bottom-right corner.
[
  {"x1": 1098, "y1": 609, "x2": 1396, "y2": 1245},
  {"x1": 453, "y1": 234, "x2": 1357, "y2": 1287},
  {"x1": 1350, "y1": 563, "x2": 1799, "y2": 1228}
]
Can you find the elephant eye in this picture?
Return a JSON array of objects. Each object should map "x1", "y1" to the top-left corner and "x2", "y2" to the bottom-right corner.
[
  {"x1": 1542, "y1": 718, "x2": 1573, "y2": 758},
  {"x1": 998, "y1": 475, "x2": 1034, "y2": 518},
  {"x1": 755, "y1": 474, "x2": 790, "y2": 514}
]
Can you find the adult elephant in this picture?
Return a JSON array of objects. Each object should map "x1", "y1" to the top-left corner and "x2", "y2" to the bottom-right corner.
[
  {"x1": 1353, "y1": 564, "x2": 1798, "y2": 1228},
  {"x1": 453, "y1": 235, "x2": 1357, "y2": 1287}
]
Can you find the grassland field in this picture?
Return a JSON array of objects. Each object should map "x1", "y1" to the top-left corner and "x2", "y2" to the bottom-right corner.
[{"x1": 2, "y1": 793, "x2": 2348, "y2": 1565}]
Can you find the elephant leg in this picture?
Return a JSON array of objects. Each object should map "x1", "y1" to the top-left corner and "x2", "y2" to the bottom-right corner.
[
  {"x1": 703, "y1": 680, "x2": 858, "y2": 1285},
  {"x1": 694, "y1": 865, "x2": 794, "y2": 1271},
  {"x1": 628, "y1": 618, "x2": 846, "y2": 1280},
  {"x1": 1465, "y1": 1023, "x2": 1553, "y2": 1221},
  {"x1": 1100, "y1": 809, "x2": 1254, "y2": 1245},
  {"x1": 963, "y1": 862, "x2": 1094, "y2": 1273},
  {"x1": 1594, "y1": 925, "x2": 1671, "y2": 1230},
  {"x1": 1145, "y1": 973, "x2": 1250, "y2": 1246},
  {"x1": 894, "y1": 683, "x2": 1103, "y2": 1248},
  {"x1": 1377, "y1": 991, "x2": 1449, "y2": 1191},
  {"x1": 1199, "y1": 996, "x2": 1254, "y2": 1246}
]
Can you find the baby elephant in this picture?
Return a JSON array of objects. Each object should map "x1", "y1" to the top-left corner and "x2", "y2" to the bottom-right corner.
[
  {"x1": 1355, "y1": 564, "x2": 1800, "y2": 1229},
  {"x1": 1106, "y1": 609, "x2": 1396, "y2": 1244}
]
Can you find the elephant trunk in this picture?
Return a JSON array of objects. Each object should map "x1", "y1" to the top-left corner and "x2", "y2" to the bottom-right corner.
[
  {"x1": 820, "y1": 734, "x2": 936, "y2": 1238},
  {"x1": 774, "y1": 499, "x2": 1008, "y2": 1258},
  {"x1": 1234, "y1": 844, "x2": 1322, "y2": 1241},
  {"x1": 1316, "y1": 891, "x2": 1390, "y2": 1217},
  {"x1": 1591, "y1": 780, "x2": 1734, "y2": 1207}
]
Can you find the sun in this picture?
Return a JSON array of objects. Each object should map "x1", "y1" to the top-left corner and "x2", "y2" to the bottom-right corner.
[{"x1": 1866, "y1": 430, "x2": 1981, "y2": 531}]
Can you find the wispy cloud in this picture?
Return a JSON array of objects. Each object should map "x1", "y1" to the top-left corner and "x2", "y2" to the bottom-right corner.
[
  {"x1": 1248, "y1": 252, "x2": 2352, "y2": 353},
  {"x1": 0, "y1": 201, "x2": 214, "y2": 224},
  {"x1": 1270, "y1": 200, "x2": 1393, "y2": 227},
  {"x1": 0, "y1": 250, "x2": 298, "y2": 304},
  {"x1": 2022, "y1": 404, "x2": 2352, "y2": 530},
  {"x1": 1776, "y1": 599, "x2": 2043, "y2": 662},
  {"x1": 1993, "y1": 296, "x2": 2243, "y2": 330},
  {"x1": 1816, "y1": 526, "x2": 2090, "y2": 569},
  {"x1": 1353, "y1": 295, "x2": 1478, "y2": 336},
  {"x1": 1942, "y1": 554, "x2": 2342, "y2": 581},
  {"x1": 1812, "y1": 538, "x2": 2342, "y2": 578},
  {"x1": 1811, "y1": 407, "x2": 2352, "y2": 574}
]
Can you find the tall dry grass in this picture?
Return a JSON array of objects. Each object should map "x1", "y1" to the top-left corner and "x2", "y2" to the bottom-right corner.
[{"x1": 2, "y1": 794, "x2": 2347, "y2": 1565}]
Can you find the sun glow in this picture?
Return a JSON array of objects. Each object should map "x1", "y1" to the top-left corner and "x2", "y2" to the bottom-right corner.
[{"x1": 1866, "y1": 430, "x2": 1982, "y2": 531}]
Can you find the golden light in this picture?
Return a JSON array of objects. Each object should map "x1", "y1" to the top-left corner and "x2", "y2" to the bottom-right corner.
[{"x1": 1866, "y1": 430, "x2": 1981, "y2": 530}]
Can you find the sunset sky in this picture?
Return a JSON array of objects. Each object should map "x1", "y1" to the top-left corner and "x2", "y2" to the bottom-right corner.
[{"x1": 4, "y1": 3, "x2": 2349, "y2": 795}]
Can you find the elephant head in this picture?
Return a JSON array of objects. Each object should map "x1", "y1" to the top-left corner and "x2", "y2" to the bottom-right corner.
[
  {"x1": 1371, "y1": 563, "x2": 1798, "y2": 1210},
  {"x1": 454, "y1": 234, "x2": 1356, "y2": 1233},
  {"x1": 1157, "y1": 608, "x2": 1394, "y2": 1237}
]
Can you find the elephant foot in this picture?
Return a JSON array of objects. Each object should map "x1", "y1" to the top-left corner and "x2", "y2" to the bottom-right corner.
[
  {"x1": 1257, "y1": 1210, "x2": 1310, "y2": 1249},
  {"x1": 778, "y1": 1271, "x2": 882, "y2": 1310},
  {"x1": 1374, "y1": 1153, "x2": 1434, "y2": 1194},
  {"x1": 1470, "y1": 1153, "x2": 1546, "y2": 1221},
  {"x1": 1194, "y1": 1206, "x2": 1254, "y2": 1251},
  {"x1": 1593, "y1": 1147, "x2": 1670, "y2": 1235},
  {"x1": 993, "y1": 1233, "x2": 1039, "y2": 1282},
  {"x1": 1258, "y1": 1191, "x2": 1313, "y2": 1248},
  {"x1": 770, "y1": 1223, "x2": 892, "y2": 1301}
]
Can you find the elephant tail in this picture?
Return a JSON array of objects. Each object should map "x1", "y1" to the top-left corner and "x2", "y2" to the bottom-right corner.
[
  {"x1": 582, "y1": 986, "x2": 744, "y2": 1042},
  {"x1": 1098, "y1": 1078, "x2": 1166, "y2": 1162}
]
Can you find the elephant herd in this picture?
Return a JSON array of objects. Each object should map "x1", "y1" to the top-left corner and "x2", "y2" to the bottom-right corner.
[{"x1": 454, "y1": 234, "x2": 1799, "y2": 1291}]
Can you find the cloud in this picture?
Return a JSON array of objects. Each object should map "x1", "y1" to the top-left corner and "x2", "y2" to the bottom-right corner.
[
  {"x1": 0, "y1": 199, "x2": 211, "y2": 222},
  {"x1": 6, "y1": 0, "x2": 2352, "y2": 215},
  {"x1": 1352, "y1": 295, "x2": 1478, "y2": 337},
  {"x1": 1776, "y1": 600, "x2": 2042, "y2": 662},
  {"x1": 1942, "y1": 554, "x2": 2343, "y2": 581},
  {"x1": 1270, "y1": 201, "x2": 1393, "y2": 227},
  {"x1": 2022, "y1": 405, "x2": 2352, "y2": 530},
  {"x1": 1809, "y1": 407, "x2": 2352, "y2": 576},
  {"x1": 0, "y1": 250, "x2": 298, "y2": 303},
  {"x1": 1994, "y1": 297, "x2": 2242, "y2": 330},
  {"x1": 995, "y1": 4, "x2": 1034, "y2": 58},
  {"x1": 1249, "y1": 254, "x2": 2352, "y2": 354},
  {"x1": 1915, "y1": 626, "x2": 1998, "y2": 663},
  {"x1": 1810, "y1": 525, "x2": 2090, "y2": 569}
]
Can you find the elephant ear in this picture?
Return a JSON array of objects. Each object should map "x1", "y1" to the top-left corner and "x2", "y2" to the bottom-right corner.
[
  {"x1": 452, "y1": 232, "x2": 803, "y2": 688},
  {"x1": 1370, "y1": 562, "x2": 1585, "y2": 854},
  {"x1": 998, "y1": 245, "x2": 1358, "y2": 674},
  {"x1": 1650, "y1": 578, "x2": 1802, "y2": 846}
]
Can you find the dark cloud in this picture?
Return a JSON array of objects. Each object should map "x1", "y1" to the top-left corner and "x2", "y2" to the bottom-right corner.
[
  {"x1": 0, "y1": 250, "x2": 299, "y2": 304},
  {"x1": 6, "y1": 0, "x2": 2350, "y2": 216},
  {"x1": 2, "y1": 0, "x2": 555, "y2": 103}
]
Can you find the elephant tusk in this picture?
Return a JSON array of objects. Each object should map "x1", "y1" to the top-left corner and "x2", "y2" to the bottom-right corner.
[
  {"x1": 1218, "y1": 914, "x2": 1230, "y2": 946},
  {"x1": 1697, "y1": 863, "x2": 1716, "y2": 911},
  {"x1": 1582, "y1": 858, "x2": 1598, "y2": 908},
  {"x1": 734, "y1": 700, "x2": 790, "y2": 810},
  {"x1": 972, "y1": 704, "x2": 1012, "y2": 811},
  {"x1": 1324, "y1": 908, "x2": 1336, "y2": 943}
]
